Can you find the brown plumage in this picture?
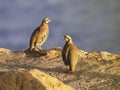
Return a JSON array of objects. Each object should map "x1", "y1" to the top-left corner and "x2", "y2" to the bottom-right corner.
[
  {"x1": 62, "y1": 35, "x2": 79, "y2": 72},
  {"x1": 29, "y1": 18, "x2": 51, "y2": 51}
]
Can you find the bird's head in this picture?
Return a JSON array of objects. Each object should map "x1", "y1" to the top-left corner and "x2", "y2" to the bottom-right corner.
[
  {"x1": 43, "y1": 17, "x2": 51, "y2": 24},
  {"x1": 64, "y1": 35, "x2": 73, "y2": 43}
]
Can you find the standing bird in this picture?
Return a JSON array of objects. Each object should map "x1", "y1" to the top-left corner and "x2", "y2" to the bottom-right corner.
[
  {"x1": 29, "y1": 18, "x2": 51, "y2": 51},
  {"x1": 62, "y1": 35, "x2": 79, "y2": 72}
]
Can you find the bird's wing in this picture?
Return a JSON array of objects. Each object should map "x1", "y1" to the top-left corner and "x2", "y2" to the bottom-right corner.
[
  {"x1": 36, "y1": 26, "x2": 48, "y2": 44},
  {"x1": 62, "y1": 45, "x2": 69, "y2": 65},
  {"x1": 29, "y1": 27, "x2": 39, "y2": 50}
]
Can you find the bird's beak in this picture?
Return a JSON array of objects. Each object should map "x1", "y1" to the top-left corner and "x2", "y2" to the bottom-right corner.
[
  {"x1": 49, "y1": 19, "x2": 51, "y2": 22},
  {"x1": 64, "y1": 36, "x2": 66, "y2": 40}
]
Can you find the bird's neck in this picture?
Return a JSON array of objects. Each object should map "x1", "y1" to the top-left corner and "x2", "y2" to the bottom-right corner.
[
  {"x1": 41, "y1": 22, "x2": 48, "y2": 26},
  {"x1": 67, "y1": 40, "x2": 73, "y2": 44}
]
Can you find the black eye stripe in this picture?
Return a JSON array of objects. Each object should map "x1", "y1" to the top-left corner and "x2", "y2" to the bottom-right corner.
[
  {"x1": 64, "y1": 36, "x2": 67, "y2": 38},
  {"x1": 64, "y1": 36, "x2": 69, "y2": 39}
]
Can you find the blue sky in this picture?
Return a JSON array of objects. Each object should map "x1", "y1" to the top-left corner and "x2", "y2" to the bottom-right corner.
[{"x1": 0, "y1": 0, "x2": 120, "y2": 53}]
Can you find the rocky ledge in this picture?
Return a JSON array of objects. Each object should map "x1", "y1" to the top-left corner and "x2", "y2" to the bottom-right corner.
[{"x1": 0, "y1": 48, "x2": 120, "y2": 90}]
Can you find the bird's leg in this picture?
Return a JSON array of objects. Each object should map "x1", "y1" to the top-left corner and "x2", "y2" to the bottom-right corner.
[
  {"x1": 69, "y1": 64, "x2": 75, "y2": 73},
  {"x1": 65, "y1": 65, "x2": 73, "y2": 74},
  {"x1": 66, "y1": 65, "x2": 69, "y2": 70},
  {"x1": 35, "y1": 46, "x2": 42, "y2": 51},
  {"x1": 29, "y1": 47, "x2": 34, "y2": 51},
  {"x1": 64, "y1": 65, "x2": 69, "y2": 73}
]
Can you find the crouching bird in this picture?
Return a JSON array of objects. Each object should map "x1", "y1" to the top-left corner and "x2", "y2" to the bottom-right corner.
[
  {"x1": 29, "y1": 17, "x2": 51, "y2": 51},
  {"x1": 62, "y1": 35, "x2": 79, "y2": 73}
]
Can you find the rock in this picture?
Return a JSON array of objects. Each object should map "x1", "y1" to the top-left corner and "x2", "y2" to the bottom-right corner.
[
  {"x1": 46, "y1": 47, "x2": 62, "y2": 59},
  {"x1": 79, "y1": 50, "x2": 88, "y2": 58},
  {"x1": 0, "y1": 48, "x2": 12, "y2": 55},
  {"x1": 13, "y1": 51, "x2": 26, "y2": 58},
  {"x1": 46, "y1": 50, "x2": 61, "y2": 59},
  {"x1": 0, "y1": 47, "x2": 120, "y2": 90},
  {"x1": 25, "y1": 47, "x2": 62, "y2": 58},
  {"x1": 0, "y1": 69, "x2": 74, "y2": 90},
  {"x1": 87, "y1": 52, "x2": 102, "y2": 60},
  {"x1": 100, "y1": 51, "x2": 117, "y2": 60}
]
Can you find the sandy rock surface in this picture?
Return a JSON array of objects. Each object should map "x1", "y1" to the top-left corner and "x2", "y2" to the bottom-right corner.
[
  {"x1": 0, "y1": 48, "x2": 12, "y2": 55},
  {"x1": 0, "y1": 69, "x2": 74, "y2": 90},
  {"x1": 0, "y1": 47, "x2": 120, "y2": 90}
]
